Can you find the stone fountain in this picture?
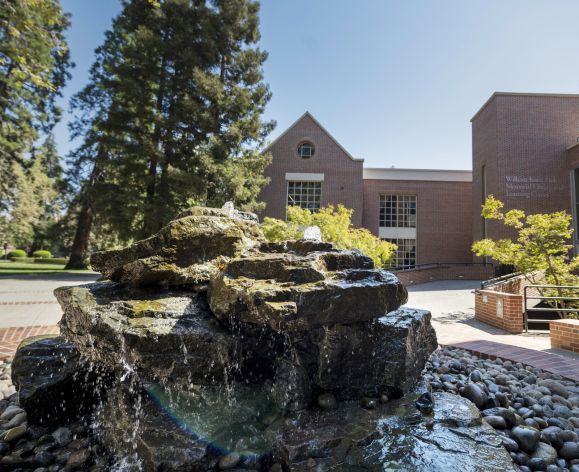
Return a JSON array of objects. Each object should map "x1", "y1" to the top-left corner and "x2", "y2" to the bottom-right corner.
[{"x1": 11, "y1": 206, "x2": 517, "y2": 471}]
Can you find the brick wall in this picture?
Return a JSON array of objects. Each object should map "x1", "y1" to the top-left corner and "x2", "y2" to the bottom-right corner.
[
  {"x1": 474, "y1": 290, "x2": 524, "y2": 334},
  {"x1": 362, "y1": 179, "x2": 474, "y2": 265},
  {"x1": 550, "y1": 319, "x2": 579, "y2": 353},
  {"x1": 394, "y1": 264, "x2": 493, "y2": 286},
  {"x1": 472, "y1": 93, "x2": 579, "y2": 243},
  {"x1": 258, "y1": 113, "x2": 364, "y2": 226}
]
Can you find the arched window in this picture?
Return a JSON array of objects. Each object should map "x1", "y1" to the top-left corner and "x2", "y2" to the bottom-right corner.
[{"x1": 297, "y1": 142, "x2": 315, "y2": 159}]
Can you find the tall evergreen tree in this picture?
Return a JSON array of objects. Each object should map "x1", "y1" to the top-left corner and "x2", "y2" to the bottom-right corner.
[
  {"x1": 0, "y1": 0, "x2": 71, "y2": 199},
  {"x1": 66, "y1": 0, "x2": 273, "y2": 268}
]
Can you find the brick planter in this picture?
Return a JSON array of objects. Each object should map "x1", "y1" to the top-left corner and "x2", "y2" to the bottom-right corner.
[
  {"x1": 474, "y1": 289, "x2": 524, "y2": 334},
  {"x1": 550, "y1": 319, "x2": 579, "y2": 353}
]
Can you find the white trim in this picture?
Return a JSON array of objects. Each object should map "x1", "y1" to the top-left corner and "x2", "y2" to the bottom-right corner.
[
  {"x1": 264, "y1": 111, "x2": 364, "y2": 162},
  {"x1": 364, "y1": 168, "x2": 472, "y2": 182},
  {"x1": 285, "y1": 172, "x2": 325, "y2": 182},
  {"x1": 378, "y1": 227, "x2": 417, "y2": 239}
]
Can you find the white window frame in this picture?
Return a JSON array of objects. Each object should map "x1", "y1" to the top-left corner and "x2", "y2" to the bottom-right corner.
[{"x1": 286, "y1": 181, "x2": 322, "y2": 217}]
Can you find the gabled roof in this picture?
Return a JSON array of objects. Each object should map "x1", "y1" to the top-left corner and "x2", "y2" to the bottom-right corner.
[{"x1": 264, "y1": 111, "x2": 364, "y2": 162}]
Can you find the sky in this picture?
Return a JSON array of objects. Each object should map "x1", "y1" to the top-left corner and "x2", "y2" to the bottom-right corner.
[{"x1": 56, "y1": 0, "x2": 579, "y2": 170}]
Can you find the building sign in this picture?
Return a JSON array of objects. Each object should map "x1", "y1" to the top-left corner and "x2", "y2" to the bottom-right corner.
[{"x1": 505, "y1": 175, "x2": 564, "y2": 199}]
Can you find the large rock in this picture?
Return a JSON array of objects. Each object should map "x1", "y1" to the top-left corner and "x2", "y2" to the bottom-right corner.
[
  {"x1": 208, "y1": 242, "x2": 408, "y2": 331},
  {"x1": 90, "y1": 207, "x2": 264, "y2": 288},
  {"x1": 11, "y1": 335, "x2": 109, "y2": 425},
  {"x1": 54, "y1": 282, "x2": 258, "y2": 384},
  {"x1": 271, "y1": 308, "x2": 438, "y2": 407}
]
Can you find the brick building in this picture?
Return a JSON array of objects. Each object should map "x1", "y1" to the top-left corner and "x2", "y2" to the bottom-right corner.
[{"x1": 259, "y1": 96, "x2": 579, "y2": 269}]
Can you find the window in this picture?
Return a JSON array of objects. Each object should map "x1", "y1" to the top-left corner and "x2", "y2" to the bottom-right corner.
[
  {"x1": 287, "y1": 181, "x2": 321, "y2": 212},
  {"x1": 379, "y1": 195, "x2": 416, "y2": 227},
  {"x1": 385, "y1": 238, "x2": 416, "y2": 269},
  {"x1": 297, "y1": 142, "x2": 315, "y2": 159}
]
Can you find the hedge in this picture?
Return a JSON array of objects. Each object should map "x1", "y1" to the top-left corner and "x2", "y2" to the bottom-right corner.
[
  {"x1": 7, "y1": 249, "x2": 26, "y2": 259},
  {"x1": 32, "y1": 250, "x2": 52, "y2": 259}
]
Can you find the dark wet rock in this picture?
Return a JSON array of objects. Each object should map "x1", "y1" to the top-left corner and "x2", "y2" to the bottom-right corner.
[
  {"x1": 531, "y1": 442, "x2": 558, "y2": 466},
  {"x1": 317, "y1": 393, "x2": 336, "y2": 411},
  {"x1": 90, "y1": 206, "x2": 264, "y2": 288},
  {"x1": 485, "y1": 415, "x2": 507, "y2": 429},
  {"x1": 66, "y1": 448, "x2": 90, "y2": 468},
  {"x1": 11, "y1": 335, "x2": 108, "y2": 426},
  {"x1": 511, "y1": 426, "x2": 541, "y2": 453},
  {"x1": 208, "y1": 245, "x2": 407, "y2": 331},
  {"x1": 218, "y1": 452, "x2": 241, "y2": 470},
  {"x1": 55, "y1": 283, "x2": 253, "y2": 384},
  {"x1": 560, "y1": 442, "x2": 579, "y2": 460},
  {"x1": 361, "y1": 397, "x2": 378, "y2": 409},
  {"x1": 275, "y1": 308, "x2": 437, "y2": 400},
  {"x1": 271, "y1": 392, "x2": 517, "y2": 471},
  {"x1": 52, "y1": 427, "x2": 72, "y2": 447},
  {"x1": 538, "y1": 380, "x2": 569, "y2": 399},
  {"x1": 461, "y1": 383, "x2": 488, "y2": 409},
  {"x1": 502, "y1": 437, "x2": 519, "y2": 452},
  {"x1": 415, "y1": 392, "x2": 434, "y2": 414}
]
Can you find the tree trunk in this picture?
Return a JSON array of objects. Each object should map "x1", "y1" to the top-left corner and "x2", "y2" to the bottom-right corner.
[
  {"x1": 65, "y1": 165, "x2": 97, "y2": 270},
  {"x1": 142, "y1": 53, "x2": 168, "y2": 238}
]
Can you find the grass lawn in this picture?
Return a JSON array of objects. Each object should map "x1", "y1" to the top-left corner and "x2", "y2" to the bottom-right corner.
[{"x1": 0, "y1": 261, "x2": 95, "y2": 276}]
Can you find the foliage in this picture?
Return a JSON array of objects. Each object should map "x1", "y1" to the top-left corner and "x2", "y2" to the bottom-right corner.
[
  {"x1": 0, "y1": 136, "x2": 64, "y2": 250},
  {"x1": 472, "y1": 195, "x2": 579, "y2": 316},
  {"x1": 0, "y1": 0, "x2": 71, "y2": 199},
  {"x1": 7, "y1": 249, "x2": 26, "y2": 259},
  {"x1": 67, "y1": 0, "x2": 274, "y2": 247},
  {"x1": 32, "y1": 250, "x2": 52, "y2": 258},
  {"x1": 262, "y1": 205, "x2": 397, "y2": 268}
]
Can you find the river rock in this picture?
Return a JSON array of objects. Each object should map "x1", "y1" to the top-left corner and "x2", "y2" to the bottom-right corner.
[
  {"x1": 90, "y1": 206, "x2": 264, "y2": 288},
  {"x1": 208, "y1": 241, "x2": 407, "y2": 331},
  {"x1": 11, "y1": 335, "x2": 108, "y2": 425},
  {"x1": 461, "y1": 383, "x2": 488, "y2": 409},
  {"x1": 511, "y1": 426, "x2": 541, "y2": 453},
  {"x1": 531, "y1": 442, "x2": 558, "y2": 466}
]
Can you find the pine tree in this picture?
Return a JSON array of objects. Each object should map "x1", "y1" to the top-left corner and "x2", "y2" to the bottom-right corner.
[
  {"x1": 66, "y1": 0, "x2": 274, "y2": 268},
  {"x1": 0, "y1": 0, "x2": 71, "y2": 199}
]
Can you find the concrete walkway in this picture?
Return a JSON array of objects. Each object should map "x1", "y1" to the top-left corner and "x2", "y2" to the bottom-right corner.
[
  {"x1": 0, "y1": 273, "x2": 98, "y2": 328},
  {"x1": 405, "y1": 279, "x2": 579, "y2": 359}
]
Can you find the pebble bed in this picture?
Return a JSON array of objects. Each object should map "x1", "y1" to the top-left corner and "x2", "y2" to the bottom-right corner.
[
  {"x1": 425, "y1": 346, "x2": 579, "y2": 472},
  {"x1": 0, "y1": 359, "x2": 106, "y2": 471}
]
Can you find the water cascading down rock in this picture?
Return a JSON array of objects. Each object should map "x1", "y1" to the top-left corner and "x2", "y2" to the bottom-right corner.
[{"x1": 19, "y1": 205, "x2": 516, "y2": 470}]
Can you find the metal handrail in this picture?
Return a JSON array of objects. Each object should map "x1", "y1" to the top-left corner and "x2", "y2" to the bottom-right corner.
[{"x1": 524, "y1": 284, "x2": 579, "y2": 332}]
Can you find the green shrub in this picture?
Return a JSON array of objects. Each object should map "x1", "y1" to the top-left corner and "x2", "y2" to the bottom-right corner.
[
  {"x1": 32, "y1": 250, "x2": 52, "y2": 259},
  {"x1": 7, "y1": 249, "x2": 27, "y2": 259},
  {"x1": 9, "y1": 257, "x2": 36, "y2": 263},
  {"x1": 35, "y1": 258, "x2": 69, "y2": 265}
]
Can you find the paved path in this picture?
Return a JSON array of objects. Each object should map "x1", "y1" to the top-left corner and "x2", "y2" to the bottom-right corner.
[
  {"x1": 406, "y1": 279, "x2": 579, "y2": 380},
  {"x1": 0, "y1": 273, "x2": 98, "y2": 328}
]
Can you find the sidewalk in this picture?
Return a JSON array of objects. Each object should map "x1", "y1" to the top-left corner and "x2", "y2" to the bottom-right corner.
[{"x1": 0, "y1": 273, "x2": 98, "y2": 328}]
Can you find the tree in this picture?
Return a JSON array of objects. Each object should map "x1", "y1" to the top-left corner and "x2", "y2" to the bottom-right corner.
[
  {"x1": 2, "y1": 136, "x2": 63, "y2": 250},
  {"x1": 262, "y1": 205, "x2": 397, "y2": 268},
  {"x1": 0, "y1": 0, "x2": 71, "y2": 199},
  {"x1": 472, "y1": 195, "x2": 579, "y2": 316},
  {"x1": 66, "y1": 0, "x2": 273, "y2": 268}
]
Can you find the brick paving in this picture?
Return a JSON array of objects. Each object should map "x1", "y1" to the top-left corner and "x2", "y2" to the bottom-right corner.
[
  {"x1": 0, "y1": 325, "x2": 59, "y2": 360},
  {"x1": 447, "y1": 339, "x2": 579, "y2": 382}
]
